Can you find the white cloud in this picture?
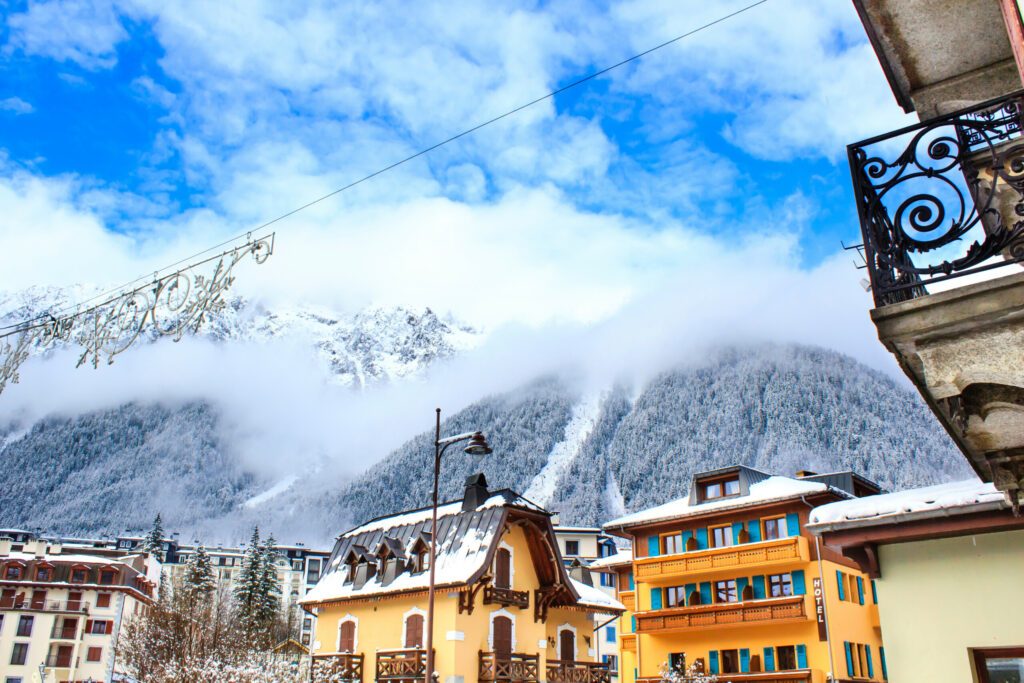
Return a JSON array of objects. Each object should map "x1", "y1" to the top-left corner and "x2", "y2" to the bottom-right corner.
[
  {"x1": 5, "y1": 0, "x2": 128, "y2": 70},
  {"x1": 0, "y1": 97, "x2": 34, "y2": 115}
]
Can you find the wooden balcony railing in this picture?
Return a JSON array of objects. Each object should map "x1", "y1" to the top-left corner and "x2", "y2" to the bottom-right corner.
[
  {"x1": 546, "y1": 660, "x2": 611, "y2": 683},
  {"x1": 483, "y1": 585, "x2": 530, "y2": 609},
  {"x1": 478, "y1": 651, "x2": 540, "y2": 682},
  {"x1": 635, "y1": 595, "x2": 807, "y2": 633},
  {"x1": 635, "y1": 537, "x2": 808, "y2": 581},
  {"x1": 619, "y1": 591, "x2": 635, "y2": 612},
  {"x1": 375, "y1": 649, "x2": 431, "y2": 683},
  {"x1": 312, "y1": 652, "x2": 364, "y2": 682},
  {"x1": 620, "y1": 635, "x2": 636, "y2": 653}
]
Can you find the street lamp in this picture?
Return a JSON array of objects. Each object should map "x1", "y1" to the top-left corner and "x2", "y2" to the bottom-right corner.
[{"x1": 424, "y1": 408, "x2": 492, "y2": 682}]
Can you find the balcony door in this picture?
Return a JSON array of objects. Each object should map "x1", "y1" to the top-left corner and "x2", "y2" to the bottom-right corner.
[
  {"x1": 339, "y1": 621, "x2": 356, "y2": 653},
  {"x1": 493, "y1": 616, "x2": 512, "y2": 658},
  {"x1": 559, "y1": 629, "x2": 576, "y2": 663},
  {"x1": 56, "y1": 645, "x2": 73, "y2": 668},
  {"x1": 495, "y1": 548, "x2": 511, "y2": 589},
  {"x1": 404, "y1": 613, "x2": 424, "y2": 649}
]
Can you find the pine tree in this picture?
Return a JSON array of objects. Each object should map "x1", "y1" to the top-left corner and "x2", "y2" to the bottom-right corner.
[
  {"x1": 144, "y1": 513, "x2": 165, "y2": 561},
  {"x1": 234, "y1": 527, "x2": 263, "y2": 636},
  {"x1": 256, "y1": 535, "x2": 282, "y2": 630},
  {"x1": 182, "y1": 545, "x2": 216, "y2": 600}
]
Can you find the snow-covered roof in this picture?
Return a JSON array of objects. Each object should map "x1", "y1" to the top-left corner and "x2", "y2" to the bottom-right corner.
[
  {"x1": 343, "y1": 491, "x2": 543, "y2": 537},
  {"x1": 586, "y1": 549, "x2": 633, "y2": 570},
  {"x1": 604, "y1": 476, "x2": 843, "y2": 529},
  {"x1": 808, "y1": 478, "x2": 1006, "y2": 531},
  {"x1": 570, "y1": 578, "x2": 625, "y2": 612}
]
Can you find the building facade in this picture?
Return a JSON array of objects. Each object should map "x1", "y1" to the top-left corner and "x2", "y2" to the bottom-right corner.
[
  {"x1": 809, "y1": 478, "x2": 1024, "y2": 683},
  {"x1": 603, "y1": 466, "x2": 885, "y2": 683},
  {"x1": 300, "y1": 475, "x2": 624, "y2": 683},
  {"x1": 0, "y1": 538, "x2": 157, "y2": 683}
]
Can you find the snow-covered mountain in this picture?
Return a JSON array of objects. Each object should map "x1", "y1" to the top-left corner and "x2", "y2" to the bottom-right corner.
[{"x1": 0, "y1": 288, "x2": 969, "y2": 545}]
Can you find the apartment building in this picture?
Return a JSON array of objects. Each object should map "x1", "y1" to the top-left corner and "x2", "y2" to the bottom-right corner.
[
  {"x1": 603, "y1": 465, "x2": 884, "y2": 683},
  {"x1": 0, "y1": 538, "x2": 157, "y2": 683}
]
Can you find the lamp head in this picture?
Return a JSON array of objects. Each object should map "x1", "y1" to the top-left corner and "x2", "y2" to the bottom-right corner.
[{"x1": 463, "y1": 432, "x2": 493, "y2": 457}]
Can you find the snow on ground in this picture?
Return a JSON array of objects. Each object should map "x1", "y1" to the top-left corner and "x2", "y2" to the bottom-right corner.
[
  {"x1": 242, "y1": 475, "x2": 299, "y2": 509},
  {"x1": 524, "y1": 392, "x2": 604, "y2": 508}
]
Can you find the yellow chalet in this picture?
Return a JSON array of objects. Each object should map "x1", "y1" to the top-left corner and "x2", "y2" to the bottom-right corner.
[{"x1": 301, "y1": 474, "x2": 624, "y2": 683}]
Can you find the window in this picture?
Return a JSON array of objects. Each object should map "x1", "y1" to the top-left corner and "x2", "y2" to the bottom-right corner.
[
  {"x1": 710, "y1": 525, "x2": 734, "y2": 548},
  {"x1": 668, "y1": 653, "x2": 686, "y2": 674},
  {"x1": 6, "y1": 677, "x2": 24, "y2": 683},
  {"x1": 603, "y1": 655, "x2": 619, "y2": 673},
  {"x1": 666, "y1": 585, "x2": 687, "y2": 607},
  {"x1": 67, "y1": 592, "x2": 82, "y2": 611},
  {"x1": 99, "y1": 570, "x2": 116, "y2": 585},
  {"x1": 90, "y1": 620, "x2": 110, "y2": 635},
  {"x1": 857, "y1": 644, "x2": 867, "y2": 678},
  {"x1": 35, "y1": 566, "x2": 51, "y2": 581},
  {"x1": 662, "y1": 533, "x2": 684, "y2": 554},
  {"x1": 776, "y1": 645, "x2": 797, "y2": 670},
  {"x1": 714, "y1": 580, "x2": 737, "y2": 603},
  {"x1": 720, "y1": 649, "x2": 740, "y2": 674},
  {"x1": 599, "y1": 573, "x2": 614, "y2": 587},
  {"x1": 769, "y1": 573, "x2": 793, "y2": 597},
  {"x1": 404, "y1": 613, "x2": 424, "y2": 648},
  {"x1": 30, "y1": 591, "x2": 46, "y2": 610},
  {"x1": 417, "y1": 550, "x2": 430, "y2": 572},
  {"x1": 303, "y1": 617, "x2": 313, "y2": 630},
  {"x1": 4, "y1": 565, "x2": 22, "y2": 580},
  {"x1": 119, "y1": 540, "x2": 132, "y2": 549},
  {"x1": 564, "y1": 540, "x2": 579, "y2": 556},
  {"x1": 307, "y1": 558, "x2": 322, "y2": 583},
  {"x1": 701, "y1": 477, "x2": 739, "y2": 501},
  {"x1": 763, "y1": 516, "x2": 787, "y2": 540},
  {"x1": 972, "y1": 648, "x2": 1024, "y2": 683},
  {"x1": 97, "y1": 593, "x2": 111, "y2": 608},
  {"x1": 17, "y1": 616, "x2": 34, "y2": 637},
  {"x1": 87, "y1": 647, "x2": 102, "y2": 662},
  {"x1": 10, "y1": 642, "x2": 29, "y2": 665},
  {"x1": 70, "y1": 568, "x2": 87, "y2": 583},
  {"x1": 292, "y1": 559, "x2": 303, "y2": 571},
  {"x1": 605, "y1": 626, "x2": 616, "y2": 643}
]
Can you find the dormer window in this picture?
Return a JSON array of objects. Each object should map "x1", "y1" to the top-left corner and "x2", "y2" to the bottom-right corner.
[
  {"x1": 701, "y1": 475, "x2": 739, "y2": 502},
  {"x1": 70, "y1": 567, "x2": 88, "y2": 584},
  {"x1": 35, "y1": 565, "x2": 52, "y2": 582},
  {"x1": 4, "y1": 564, "x2": 23, "y2": 580},
  {"x1": 99, "y1": 569, "x2": 117, "y2": 585}
]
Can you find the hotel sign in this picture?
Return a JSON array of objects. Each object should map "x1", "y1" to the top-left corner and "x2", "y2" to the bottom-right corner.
[{"x1": 813, "y1": 577, "x2": 827, "y2": 641}]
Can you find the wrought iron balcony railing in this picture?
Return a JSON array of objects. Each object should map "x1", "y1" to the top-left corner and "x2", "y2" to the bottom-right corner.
[
  {"x1": 0, "y1": 598, "x2": 90, "y2": 613},
  {"x1": 849, "y1": 90, "x2": 1024, "y2": 306},
  {"x1": 478, "y1": 651, "x2": 540, "y2": 682}
]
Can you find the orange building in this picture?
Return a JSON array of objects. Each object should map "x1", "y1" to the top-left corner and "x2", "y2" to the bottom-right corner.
[{"x1": 601, "y1": 466, "x2": 886, "y2": 683}]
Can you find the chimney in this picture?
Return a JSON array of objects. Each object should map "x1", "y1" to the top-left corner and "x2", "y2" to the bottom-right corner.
[
  {"x1": 568, "y1": 559, "x2": 593, "y2": 587},
  {"x1": 0, "y1": 539, "x2": 11, "y2": 557},
  {"x1": 462, "y1": 473, "x2": 490, "y2": 512},
  {"x1": 50, "y1": 542, "x2": 62, "y2": 555}
]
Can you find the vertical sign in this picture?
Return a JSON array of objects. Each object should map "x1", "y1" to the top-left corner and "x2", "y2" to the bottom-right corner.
[{"x1": 813, "y1": 577, "x2": 828, "y2": 641}]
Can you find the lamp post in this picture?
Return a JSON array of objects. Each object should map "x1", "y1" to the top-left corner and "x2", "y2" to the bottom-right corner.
[{"x1": 424, "y1": 408, "x2": 492, "y2": 683}]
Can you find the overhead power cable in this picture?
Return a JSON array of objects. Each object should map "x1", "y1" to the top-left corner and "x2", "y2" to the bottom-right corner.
[{"x1": 4, "y1": 0, "x2": 769, "y2": 330}]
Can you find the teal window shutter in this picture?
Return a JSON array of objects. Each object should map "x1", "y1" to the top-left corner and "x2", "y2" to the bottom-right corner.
[
  {"x1": 880, "y1": 646, "x2": 888, "y2": 680},
  {"x1": 836, "y1": 570, "x2": 846, "y2": 600},
  {"x1": 631, "y1": 615, "x2": 636, "y2": 631},
  {"x1": 685, "y1": 583, "x2": 697, "y2": 605},
  {"x1": 791, "y1": 570, "x2": 806, "y2": 595},
  {"x1": 796, "y1": 644, "x2": 807, "y2": 669},
  {"x1": 857, "y1": 576, "x2": 865, "y2": 605},
  {"x1": 628, "y1": 572, "x2": 634, "y2": 590},
  {"x1": 866, "y1": 645, "x2": 874, "y2": 678},
  {"x1": 844, "y1": 642, "x2": 854, "y2": 677},
  {"x1": 786, "y1": 512, "x2": 800, "y2": 536},
  {"x1": 681, "y1": 530, "x2": 693, "y2": 553},
  {"x1": 699, "y1": 582, "x2": 712, "y2": 605},
  {"x1": 747, "y1": 519, "x2": 762, "y2": 543},
  {"x1": 752, "y1": 575, "x2": 766, "y2": 599},
  {"x1": 737, "y1": 577, "x2": 749, "y2": 600},
  {"x1": 696, "y1": 528, "x2": 709, "y2": 549},
  {"x1": 648, "y1": 535, "x2": 661, "y2": 557},
  {"x1": 650, "y1": 587, "x2": 663, "y2": 610},
  {"x1": 740, "y1": 648, "x2": 750, "y2": 673},
  {"x1": 871, "y1": 579, "x2": 878, "y2": 604},
  {"x1": 763, "y1": 647, "x2": 775, "y2": 672},
  {"x1": 709, "y1": 651, "x2": 719, "y2": 675},
  {"x1": 732, "y1": 521, "x2": 745, "y2": 542}
]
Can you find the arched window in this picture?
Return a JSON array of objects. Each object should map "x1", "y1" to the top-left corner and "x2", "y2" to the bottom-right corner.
[
  {"x1": 338, "y1": 619, "x2": 357, "y2": 653},
  {"x1": 404, "y1": 613, "x2": 425, "y2": 648},
  {"x1": 493, "y1": 616, "x2": 513, "y2": 658},
  {"x1": 494, "y1": 548, "x2": 512, "y2": 589},
  {"x1": 558, "y1": 627, "x2": 576, "y2": 663}
]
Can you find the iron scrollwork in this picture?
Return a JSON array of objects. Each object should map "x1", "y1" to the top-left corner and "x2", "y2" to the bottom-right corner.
[
  {"x1": 849, "y1": 91, "x2": 1024, "y2": 306},
  {"x1": 0, "y1": 233, "x2": 274, "y2": 396}
]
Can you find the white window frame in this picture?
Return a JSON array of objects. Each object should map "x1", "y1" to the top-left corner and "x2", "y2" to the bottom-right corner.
[
  {"x1": 401, "y1": 607, "x2": 427, "y2": 649},
  {"x1": 556, "y1": 623, "x2": 578, "y2": 661},
  {"x1": 487, "y1": 608, "x2": 518, "y2": 652},
  {"x1": 336, "y1": 614, "x2": 359, "y2": 653}
]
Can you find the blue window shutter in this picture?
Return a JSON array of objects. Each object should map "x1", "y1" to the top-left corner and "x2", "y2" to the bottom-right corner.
[
  {"x1": 631, "y1": 615, "x2": 636, "y2": 631},
  {"x1": 709, "y1": 651, "x2": 719, "y2": 675},
  {"x1": 606, "y1": 626, "x2": 616, "y2": 643},
  {"x1": 866, "y1": 645, "x2": 874, "y2": 678},
  {"x1": 871, "y1": 579, "x2": 878, "y2": 604},
  {"x1": 650, "y1": 588, "x2": 662, "y2": 610},
  {"x1": 752, "y1": 575, "x2": 766, "y2": 599},
  {"x1": 880, "y1": 646, "x2": 888, "y2": 680},
  {"x1": 681, "y1": 530, "x2": 693, "y2": 553},
  {"x1": 747, "y1": 519, "x2": 762, "y2": 543},
  {"x1": 844, "y1": 642, "x2": 854, "y2": 677},
  {"x1": 836, "y1": 570, "x2": 846, "y2": 600},
  {"x1": 648, "y1": 535, "x2": 660, "y2": 557},
  {"x1": 732, "y1": 521, "x2": 745, "y2": 542},
  {"x1": 857, "y1": 576, "x2": 865, "y2": 605},
  {"x1": 740, "y1": 649, "x2": 750, "y2": 673},
  {"x1": 763, "y1": 647, "x2": 775, "y2": 672},
  {"x1": 685, "y1": 583, "x2": 697, "y2": 605},
  {"x1": 786, "y1": 512, "x2": 800, "y2": 536},
  {"x1": 696, "y1": 528, "x2": 709, "y2": 549},
  {"x1": 628, "y1": 573, "x2": 634, "y2": 590},
  {"x1": 699, "y1": 582, "x2": 712, "y2": 605},
  {"x1": 737, "y1": 577, "x2": 749, "y2": 600},
  {"x1": 796, "y1": 644, "x2": 807, "y2": 669},
  {"x1": 791, "y1": 570, "x2": 806, "y2": 595}
]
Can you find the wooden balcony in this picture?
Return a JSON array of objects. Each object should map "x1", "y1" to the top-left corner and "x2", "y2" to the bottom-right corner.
[
  {"x1": 639, "y1": 673, "x2": 809, "y2": 683},
  {"x1": 635, "y1": 595, "x2": 808, "y2": 633},
  {"x1": 635, "y1": 537, "x2": 808, "y2": 582},
  {"x1": 375, "y1": 649, "x2": 431, "y2": 683},
  {"x1": 546, "y1": 660, "x2": 611, "y2": 683},
  {"x1": 483, "y1": 585, "x2": 530, "y2": 609},
  {"x1": 619, "y1": 591, "x2": 635, "y2": 612},
  {"x1": 478, "y1": 651, "x2": 540, "y2": 682},
  {"x1": 620, "y1": 635, "x2": 636, "y2": 653},
  {"x1": 312, "y1": 652, "x2": 364, "y2": 682}
]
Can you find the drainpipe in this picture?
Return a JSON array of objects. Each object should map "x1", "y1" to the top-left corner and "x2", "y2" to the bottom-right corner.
[{"x1": 802, "y1": 496, "x2": 837, "y2": 682}]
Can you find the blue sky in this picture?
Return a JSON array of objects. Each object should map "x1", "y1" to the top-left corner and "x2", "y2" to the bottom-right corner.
[{"x1": 0, "y1": 0, "x2": 911, "y2": 330}]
